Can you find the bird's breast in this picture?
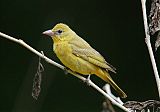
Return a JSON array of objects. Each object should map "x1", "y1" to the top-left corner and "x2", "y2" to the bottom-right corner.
[
  {"x1": 54, "y1": 42, "x2": 72, "y2": 57},
  {"x1": 53, "y1": 42, "x2": 98, "y2": 75},
  {"x1": 54, "y1": 42, "x2": 78, "y2": 71}
]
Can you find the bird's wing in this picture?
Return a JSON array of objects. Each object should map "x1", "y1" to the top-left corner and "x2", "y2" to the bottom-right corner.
[{"x1": 69, "y1": 36, "x2": 116, "y2": 73}]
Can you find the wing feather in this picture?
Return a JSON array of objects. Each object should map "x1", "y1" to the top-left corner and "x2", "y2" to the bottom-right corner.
[{"x1": 69, "y1": 36, "x2": 116, "y2": 73}]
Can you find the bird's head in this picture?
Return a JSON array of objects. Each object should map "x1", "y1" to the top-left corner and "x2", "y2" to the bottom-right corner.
[{"x1": 43, "y1": 23, "x2": 75, "y2": 42}]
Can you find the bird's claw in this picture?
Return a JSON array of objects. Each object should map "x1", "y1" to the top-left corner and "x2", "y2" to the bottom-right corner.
[
  {"x1": 84, "y1": 75, "x2": 91, "y2": 86},
  {"x1": 64, "y1": 67, "x2": 69, "y2": 74}
]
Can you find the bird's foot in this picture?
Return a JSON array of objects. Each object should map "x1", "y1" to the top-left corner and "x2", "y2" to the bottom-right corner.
[
  {"x1": 84, "y1": 75, "x2": 91, "y2": 86},
  {"x1": 64, "y1": 67, "x2": 70, "y2": 75}
]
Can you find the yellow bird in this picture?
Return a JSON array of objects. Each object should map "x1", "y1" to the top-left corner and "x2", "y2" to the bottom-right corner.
[{"x1": 43, "y1": 23, "x2": 127, "y2": 98}]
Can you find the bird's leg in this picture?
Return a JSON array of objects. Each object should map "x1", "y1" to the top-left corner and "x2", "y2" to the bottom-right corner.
[
  {"x1": 85, "y1": 75, "x2": 91, "y2": 86},
  {"x1": 63, "y1": 67, "x2": 91, "y2": 86},
  {"x1": 64, "y1": 67, "x2": 70, "y2": 74}
]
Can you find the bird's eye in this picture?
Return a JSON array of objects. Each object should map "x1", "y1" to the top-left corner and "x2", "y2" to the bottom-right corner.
[{"x1": 57, "y1": 30, "x2": 63, "y2": 34}]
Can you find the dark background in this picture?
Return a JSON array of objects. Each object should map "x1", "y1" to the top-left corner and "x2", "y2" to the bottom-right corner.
[{"x1": 0, "y1": 0, "x2": 159, "y2": 112}]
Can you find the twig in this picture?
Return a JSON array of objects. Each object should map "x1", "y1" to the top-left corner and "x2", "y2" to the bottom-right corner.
[
  {"x1": 102, "y1": 84, "x2": 124, "y2": 112},
  {"x1": 102, "y1": 100, "x2": 116, "y2": 112},
  {"x1": 103, "y1": 84, "x2": 124, "y2": 105},
  {"x1": 0, "y1": 32, "x2": 130, "y2": 112},
  {"x1": 141, "y1": 0, "x2": 160, "y2": 98}
]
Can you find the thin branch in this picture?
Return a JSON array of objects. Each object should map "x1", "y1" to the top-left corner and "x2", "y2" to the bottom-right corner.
[
  {"x1": 0, "y1": 32, "x2": 130, "y2": 112},
  {"x1": 102, "y1": 84, "x2": 124, "y2": 112},
  {"x1": 141, "y1": 0, "x2": 160, "y2": 97},
  {"x1": 0, "y1": 32, "x2": 65, "y2": 70},
  {"x1": 103, "y1": 84, "x2": 124, "y2": 105}
]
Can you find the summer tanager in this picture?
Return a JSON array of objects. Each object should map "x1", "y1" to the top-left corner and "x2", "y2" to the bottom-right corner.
[{"x1": 43, "y1": 23, "x2": 127, "y2": 98}]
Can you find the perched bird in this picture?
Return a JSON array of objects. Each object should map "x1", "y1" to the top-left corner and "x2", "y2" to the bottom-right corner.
[{"x1": 43, "y1": 23, "x2": 127, "y2": 98}]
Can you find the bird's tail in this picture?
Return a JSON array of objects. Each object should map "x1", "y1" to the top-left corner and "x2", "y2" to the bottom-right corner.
[{"x1": 95, "y1": 69, "x2": 127, "y2": 98}]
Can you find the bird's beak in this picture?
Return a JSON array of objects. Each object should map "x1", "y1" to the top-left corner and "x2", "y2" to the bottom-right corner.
[{"x1": 42, "y1": 30, "x2": 55, "y2": 37}]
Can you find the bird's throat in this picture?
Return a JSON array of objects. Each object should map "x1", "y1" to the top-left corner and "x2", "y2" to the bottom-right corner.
[{"x1": 52, "y1": 36, "x2": 62, "y2": 43}]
